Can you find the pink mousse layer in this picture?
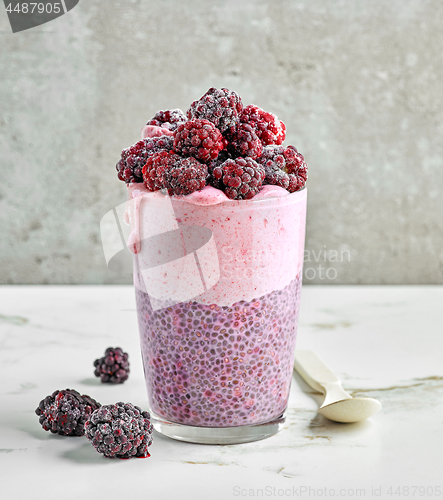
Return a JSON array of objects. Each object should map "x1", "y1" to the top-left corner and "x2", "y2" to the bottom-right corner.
[
  {"x1": 140, "y1": 125, "x2": 174, "y2": 139},
  {"x1": 127, "y1": 183, "x2": 307, "y2": 307}
]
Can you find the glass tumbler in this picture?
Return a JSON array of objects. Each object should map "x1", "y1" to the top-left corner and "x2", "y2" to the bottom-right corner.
[{"x1": 129, "y1": 186, "x2": 307, "y2": 444}]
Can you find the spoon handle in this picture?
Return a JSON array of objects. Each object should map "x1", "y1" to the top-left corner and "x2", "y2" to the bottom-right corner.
[{"x1": 293, "y1": 350, "x2": 341, "y2": 394}]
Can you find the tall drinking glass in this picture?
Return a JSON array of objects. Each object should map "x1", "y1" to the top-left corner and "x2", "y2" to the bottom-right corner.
[{"x1": 129, "y1": 185, "x2": 307, "y2": 444}]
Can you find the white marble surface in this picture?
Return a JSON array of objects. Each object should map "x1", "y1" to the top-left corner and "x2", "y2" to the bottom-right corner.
[{"x1": 1, "y1": 286, "x2": 442, "y2": 500}]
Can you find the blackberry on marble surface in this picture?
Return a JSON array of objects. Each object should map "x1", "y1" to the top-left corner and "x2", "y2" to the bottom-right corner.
[
  {"x1": 94, "y1": 347, "x2": 130, "y2": 384},
  {"x1": 35, "y1": 389, "x2": 100, "y2": 436},
  {"x1": 85, "y1": 402, "x2": 153, "y2": 459}
]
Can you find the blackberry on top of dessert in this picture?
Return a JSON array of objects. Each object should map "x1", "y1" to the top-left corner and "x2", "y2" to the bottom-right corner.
[{"x1": 115, "y1": 87, "x2": 307, "y2": 200}]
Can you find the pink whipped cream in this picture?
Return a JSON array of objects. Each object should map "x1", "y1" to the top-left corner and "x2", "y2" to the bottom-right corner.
[
  {"x1": 141, "y1": 125, "x2": 174, "y2": 139},
  {"x1": 127, "y1": 183, "x2": 306, "y2": 307}
]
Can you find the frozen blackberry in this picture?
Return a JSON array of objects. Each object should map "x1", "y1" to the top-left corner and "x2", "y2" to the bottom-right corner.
[
  {"x1": 258, "y1": 145, "x2": 308, "y2": 193},
  {"x1": 263, "y1": 165, "x2": 290, "y2": 190},
  {"x1": 227, "y1": 122, "x2": 263, "y2": 160},
  {"x1": 239, "y1": 105, "x2": 286, "y2": 146},
  {"x1": 212, "y1": 157, "x2": 265, "y2": 200},
  {"x1": 164, "y1": 156, "x2": 208, "y2": 196},
  {"x1": 85, "y1": 402, "x2": 153, "y2": 459},
  {"x1": 208, "y1": 149, "x2": 232, "y2": 189},
  {"x1": 116, "y1": 136, "x2": 173, "y2": 183},
  {"x1": 280, "y1": 145, "x2": 308, "y2": 177},
  {"x1": 187, "y1": 87, "x2": 243, "y2": 133},
  {"x1": 143, "y1": 151, "x2": 208, "y2": 195},
  {"x1": 142, "y1": 150, "x2": 181, "y2": 192},
  {"x1": 35, "y1": 389, "x2": 101, "y2": 436},
  {"x1": 173, "y1": 119, "x2": 224, "y2": 163},
  {"x1": 94, "y1": 347, "x2": 130, "y2": 384},
  {"x1": 146, "y1": 108, "x2": 187, "y2": 132}
]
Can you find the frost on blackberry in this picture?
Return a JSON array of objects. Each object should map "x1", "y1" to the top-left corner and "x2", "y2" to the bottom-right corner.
[
  {"x1": 208, "y1": 149, "x2": 232, "y2": 189},
  {"x1": 85, "y1": 402, "x2": 153, "y2": 459},
  {"x1": 212, "y1": 157, "x2": 265, "y2": 200},
  {"x1": 146, "y1": 109, "x2": 187, "y2": 132},
  {"x1": 116, "y1": 90, "x2": 308, "y2": 194},
  {"x1": 258, "y1": 145, "x2": 308, "y2": 192},
  {"x1": 142, "y1": 150, "x2": 181, "y2": 192},
  {"x1": 187, "y1": 88, "x2": 243, "y2": 134},
  {"x1": 35, "y1": 389, "x2": 101, "y2": 436},
  {"x1": 164, "y1": 156, "x2": 208, "y2": 196},
  {"x1": 116, "y1": 136, "x2": 173, "y2": 183},
  {"x1": 239, "y1": 105, "x2": 286, "y2": 146},
  {"x1": 143, "y1": 152, "x2": 207, "y2": 195},
  {"x1": 93, "y1": 347, "x2": 130, "y2": 384},
  {"x1": 173, "y1": 119, "x2": 224, "y2": 163},
  {"x1": 227, "y1": 122, "x2": 263, "y2": 160}
]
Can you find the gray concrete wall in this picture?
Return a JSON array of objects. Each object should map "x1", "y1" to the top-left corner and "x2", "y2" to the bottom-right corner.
[{"x1": 1, "y1": 0, "x2": 442, "y2": 284}]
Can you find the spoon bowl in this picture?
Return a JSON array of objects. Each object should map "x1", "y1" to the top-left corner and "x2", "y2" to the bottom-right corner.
[
  {"x1": 294, "y1": 350, "x2": 382, "y2": 424},
  {"x1": 318, "y1": 397, "x2": 382, "y2": 423}
]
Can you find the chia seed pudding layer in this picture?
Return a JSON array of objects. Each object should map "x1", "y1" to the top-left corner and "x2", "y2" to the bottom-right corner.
[{"x1": 136, "y1": 275, "x2": 302, "y2": 427}]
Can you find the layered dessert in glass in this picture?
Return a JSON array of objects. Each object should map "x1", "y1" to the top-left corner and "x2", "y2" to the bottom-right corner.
[{"x1": 116, "y1": 88, "x2": 308, "y2": 443}]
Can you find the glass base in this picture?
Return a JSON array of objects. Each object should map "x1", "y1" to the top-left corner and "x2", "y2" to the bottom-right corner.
[{"x1": 150, "y1": 409, "x2": 286, "y2": 445}]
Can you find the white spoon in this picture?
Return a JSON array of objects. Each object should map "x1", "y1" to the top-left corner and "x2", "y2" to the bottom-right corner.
[{"x1": 293, "y1": 350, "x2": 382, "y2": 423}]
